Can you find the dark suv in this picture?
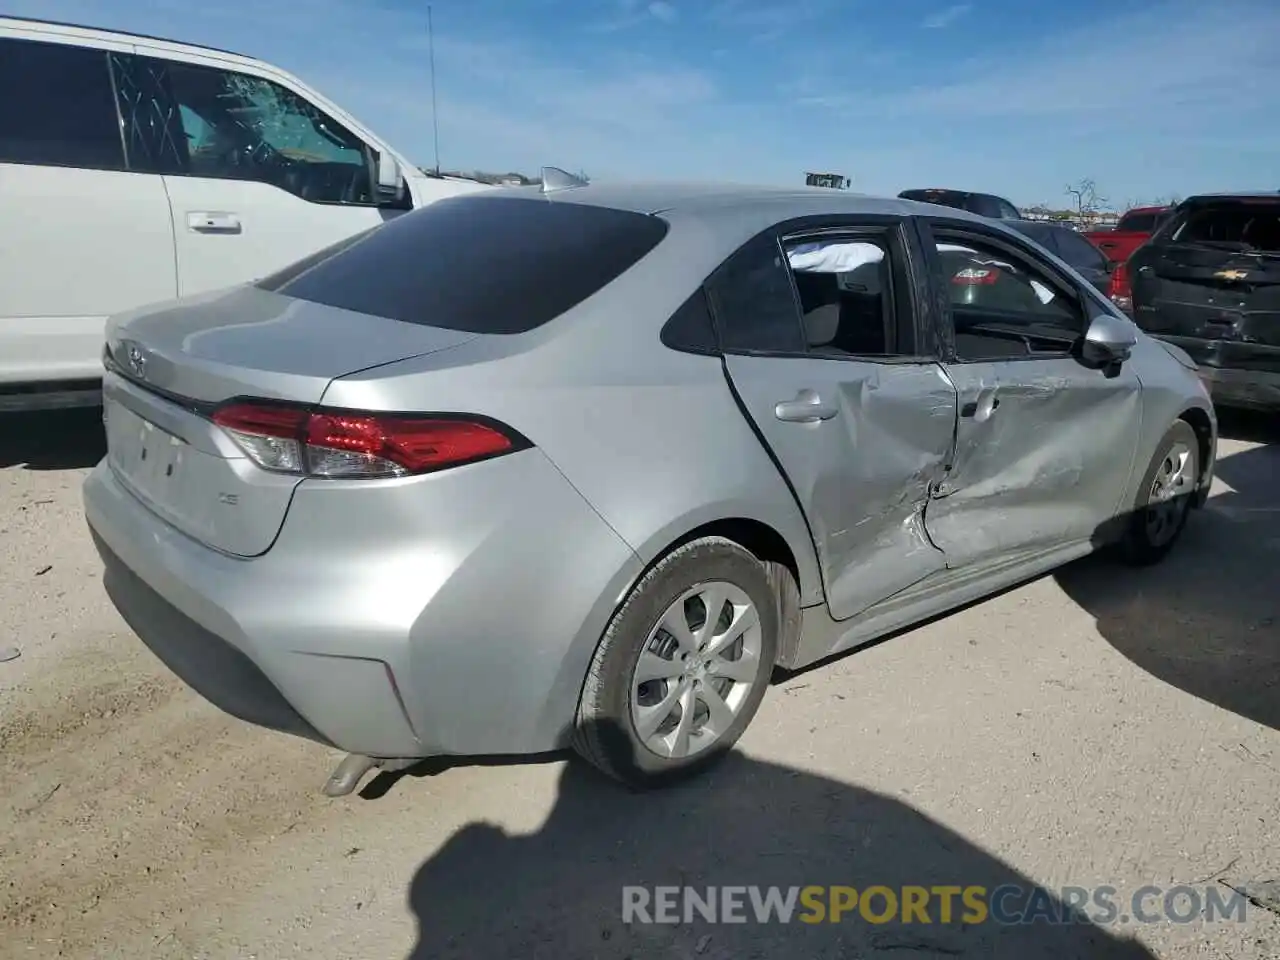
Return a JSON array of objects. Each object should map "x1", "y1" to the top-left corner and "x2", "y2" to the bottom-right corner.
[
  {"x1": 898, "y1": 188, "x2": 1022, "y2": 220},
  {"x1": 1128, "y1": 192, "x2": 1280, "y2": 411}
]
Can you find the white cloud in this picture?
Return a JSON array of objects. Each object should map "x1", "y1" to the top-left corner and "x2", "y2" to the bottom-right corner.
[
  {"x1": 587, "y1": 0, "x2": 678, "y2": 32},
  {"x1": 807, "y1": 0, "x2": 1280, "y2": 134},
  {"x1": 648, "y1": 1, "x2": 678, "y2": 23},
  {"x1": 706, "y1": 0, "x2": 837, "y2": 42},
  {"x1": 922, "y1": 3, "x2": 972, "y2": 29}
]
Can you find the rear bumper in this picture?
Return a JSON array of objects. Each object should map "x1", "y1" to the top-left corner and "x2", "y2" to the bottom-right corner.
[
  {"x1": 1195, "y1": 365, "x2": 1280, "y2": 411},
  {"x1": 83, "y1": 448, "x2": 643, "y2": 760}
]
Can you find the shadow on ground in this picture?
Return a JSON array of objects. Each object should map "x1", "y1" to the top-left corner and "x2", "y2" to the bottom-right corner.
[
  {"x1": 0, "y1": 408, "x2": 105, "y2": 470},
  {"x1": 1216, "y1": 407, "x2": 1280, "y2": 445},
  {"x1": 405, "y1": 722, "x2": 1157, "y2": 959},
  {"x1": 1057, "y1": 436, "x2": 1280, "y2": 731}
]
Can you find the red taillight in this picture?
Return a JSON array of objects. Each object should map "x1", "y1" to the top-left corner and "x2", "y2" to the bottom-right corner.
[
  {"x1": 211, "y1": 402, "x2": 521, "y2": 479},
  {"x1": 952, "y1": 267, "x2": 999, "y2": 285},
  {"x1": 1109, "y1": 261, "x2": 1132, "y2": 312}
]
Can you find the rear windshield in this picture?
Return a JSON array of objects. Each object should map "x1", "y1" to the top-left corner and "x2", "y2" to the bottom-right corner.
[
  {"x1": 257, "y1": 194, "x2": 670, "y2": 333},
  {"x1": 1169, "y1": 201, "x2": 1280, "y2": 252},
  {"x1": 900, "y1": 190, "x2": 1015, "y2": 219},
  {"x1": 900, "y1": 189, "x2": 969, "y2": 210},
  {"x1": 1116, "y1": 212, "x2": 1162, "y2": 233}
]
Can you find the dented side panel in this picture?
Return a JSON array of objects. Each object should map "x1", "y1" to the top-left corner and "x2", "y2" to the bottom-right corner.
[
  {"x1": 926, "y1": 358, "x2": 1142, "y2": 567},
  {"x1": 722, "y1": 354, "x2": 958, "y2": 621}
]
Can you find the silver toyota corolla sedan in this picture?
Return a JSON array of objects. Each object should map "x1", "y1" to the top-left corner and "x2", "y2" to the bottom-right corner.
[{"x1": 83, "y1": 176, "x2": 1218, "y2": 794}]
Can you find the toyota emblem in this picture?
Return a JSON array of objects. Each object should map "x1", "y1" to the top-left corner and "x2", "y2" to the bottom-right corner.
[{"x1": 127, "y1": 344, "x2": 147, "y2": 379}]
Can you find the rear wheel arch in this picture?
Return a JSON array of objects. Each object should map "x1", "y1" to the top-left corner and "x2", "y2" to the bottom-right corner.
[{"x1": 618, "y1": 516, "x2": 811, "y2": 669}]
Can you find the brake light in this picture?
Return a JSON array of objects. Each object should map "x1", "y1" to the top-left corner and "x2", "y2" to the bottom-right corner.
[
  {"x1": 1110, "y1": 260, "x2": 1133, "y2": 312},
  {"x1": 953, "y1": 267, "x2": 999, "y2": 285},
  {"x1": 211, "y1": 402, "x2": 522, "y2": 478}
]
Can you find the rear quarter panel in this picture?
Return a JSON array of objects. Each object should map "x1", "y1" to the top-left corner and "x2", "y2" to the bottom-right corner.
[{"x1": 320, "y1": 223, "x2": 825, "y2": 608}]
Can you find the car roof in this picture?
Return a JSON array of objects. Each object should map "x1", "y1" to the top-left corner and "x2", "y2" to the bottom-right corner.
[
  {"x1": 1181, "y1": 192, "x2": 1280, "y2": 203},
  {"x1": 499, "y1": 179, "x2": 996, "y2": 233},
  {"x1": 1122, "y1": 205, "x2": 1169, "y2": 215},
  {"x1": 1006, "y1": 219, "x2": 1067, "y2": 237},
  {"x1": 0, "y1": 14, "x2": 246, "y2": 58}
]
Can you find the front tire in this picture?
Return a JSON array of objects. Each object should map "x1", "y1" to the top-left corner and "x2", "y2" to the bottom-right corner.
[
  {"x1": 1120, "y1": 419, "x2": 1200, "y2": 566},
  {"x1": 572, "y1": 536, "x2": 779, "y2": 788}
]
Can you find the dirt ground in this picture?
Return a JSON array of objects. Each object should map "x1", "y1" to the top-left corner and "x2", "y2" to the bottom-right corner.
[{"x1": 1, "y1": 408, "x2": 1277, "y2": 960}]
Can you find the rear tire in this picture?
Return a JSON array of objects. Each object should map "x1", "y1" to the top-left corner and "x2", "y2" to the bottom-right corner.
[
  {"x1": 1119, "y1": 420, "x2": 1200, "y2": 566},
  {"x1": 572, "y1": 536, "x2": 779, "y2": 788}
]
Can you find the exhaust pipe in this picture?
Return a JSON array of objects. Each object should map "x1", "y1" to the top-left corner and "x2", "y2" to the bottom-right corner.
[{"x1": 322, "y1": 753, "x2": 418, "y2": 797}]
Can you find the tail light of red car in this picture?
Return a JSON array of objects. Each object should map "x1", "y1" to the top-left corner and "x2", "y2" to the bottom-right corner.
[{"x1": 1109, "y1": 260, "x2": 1133, "y2": 313}]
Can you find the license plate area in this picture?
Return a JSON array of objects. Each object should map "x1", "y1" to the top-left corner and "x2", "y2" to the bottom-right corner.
[
  {"x1": 106, "y1": 400, "x2": 192, "y2": 509},
  {"x1": 103, "y1": 393, "x2": 303, "y2": 556}
]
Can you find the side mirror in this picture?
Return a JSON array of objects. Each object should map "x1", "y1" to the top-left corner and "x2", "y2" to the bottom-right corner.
[
  {"x1": 375, "y1": 153, "x2": 405, "y2": 202},
  {"x1": 1082, "y1": 313, "x2": 1137, "y2": 366}
]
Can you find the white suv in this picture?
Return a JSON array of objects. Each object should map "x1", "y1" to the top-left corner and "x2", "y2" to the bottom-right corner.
[{"x1": 0, "y1": 16, "x2": 493, "y2": 412}]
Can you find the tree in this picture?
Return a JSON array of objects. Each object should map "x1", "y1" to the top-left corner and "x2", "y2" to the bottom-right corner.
[{"x1": 1065, "y1": 178, "x2": 1107, "y2": 221}]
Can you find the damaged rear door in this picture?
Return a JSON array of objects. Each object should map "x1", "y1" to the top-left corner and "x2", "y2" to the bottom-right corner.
[
  {"x1": 708, "y1": 220, "x2": 957, "y2": 621},
  {"x1": 916, "y1": 218, "x2": 1142, "y2": 569}
]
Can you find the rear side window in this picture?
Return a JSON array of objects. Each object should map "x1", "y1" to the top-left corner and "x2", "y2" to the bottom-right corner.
[
  {"x1": 706, "y1": 233, "x2": 806, "y2": 354},
  {"x1": 996, "y1": 199, "x2": 1022, "y2": 220},
  {"x1": 1117, "y1": 212, "x2": 1159, "y2": 232},
  {"x1": 1170, "y1": 201, "x2": 1280, "y2": 252},
  {"x1": 259, "y1": 195, "x2": 669, "y2": 333},
  {"x1": 0, "y1": 37, "x2": 125, "y2": 170},
  {"x1": 1054, "y1": 229, "x2": 1109, "y2": 271},
  {"x1": 968, "y1": 195, "x2": 1005, "y2": 219}
]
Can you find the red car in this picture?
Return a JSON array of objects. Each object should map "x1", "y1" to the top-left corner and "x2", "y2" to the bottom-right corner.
[{"x1": 1085, "y1": 205, "x2": 1171, "y2": 265}]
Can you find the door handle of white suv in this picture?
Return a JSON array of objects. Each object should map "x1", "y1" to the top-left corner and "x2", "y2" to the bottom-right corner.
[
  {"x1": 187, "y1": 211, "x2": 242, "y2": 234},
  {"x1": 775, "y1": 390, "x2": 838, "y2": 423}
]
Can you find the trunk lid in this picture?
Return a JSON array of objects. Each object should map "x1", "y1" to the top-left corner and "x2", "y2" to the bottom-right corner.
[
  {"x1": 1131, "y1": 196, "x2": 1280, "y2": 350},
  {"x1": 103, "y1": 285, "x2": 478, "y2": 557},
  {"x1": 1132, "y1": 244, "x2": 1280, "y2": 347},
  {"x1": 105, "y1": 285, "x2": 477, "y2": 405}
]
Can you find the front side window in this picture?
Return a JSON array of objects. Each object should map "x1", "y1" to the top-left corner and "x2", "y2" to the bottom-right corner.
[
  {"x1": 783, "y1": 236, "x2": 896, "y2": 356},
  {"x1": 997, "y1": 199, "x2": 1022, "y2": 220},
  {"x1": 934, "y1": 231, "x2": 1085, "y2": 361},
  {"x1": 0, "y1": 37, "x2": 125, "y2": 171},
  {"x1": 145, "y1": 58, "x2": 375, "y2": 204}
]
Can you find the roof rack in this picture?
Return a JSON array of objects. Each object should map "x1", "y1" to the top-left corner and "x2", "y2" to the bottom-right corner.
[
  {"x1": 0, "y1": 15, "x2": 247, "y2": 58},
  {"x1": 541, "y1": 167, "x2": 589, "y2": 195}
]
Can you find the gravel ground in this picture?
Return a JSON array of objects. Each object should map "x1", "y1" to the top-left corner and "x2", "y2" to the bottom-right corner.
[{"x1": 1, "y1": 407, "x2": 1277, "y2": 959}]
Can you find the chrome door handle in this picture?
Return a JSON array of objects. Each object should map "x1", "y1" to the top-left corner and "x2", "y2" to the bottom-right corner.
[
  {"x1": 187, "y1": 211, "x2": 242, "y2": 234},
  {"x1": 775, "y1": 390, "x2": 838, "y2": 423}
]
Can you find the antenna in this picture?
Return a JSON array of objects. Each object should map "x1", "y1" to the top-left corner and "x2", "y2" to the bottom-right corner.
[
  {"x1": 541, "y1": 166, "x2": 589, "y2": 195},
  {"x1": 428, "y1": 5, "x2": 441, "y2": 176}
]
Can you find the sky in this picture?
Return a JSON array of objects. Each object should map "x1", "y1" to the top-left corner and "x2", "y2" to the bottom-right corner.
[{"x1": 9, "y1": 0, "x2": 1280, "y2": 207}]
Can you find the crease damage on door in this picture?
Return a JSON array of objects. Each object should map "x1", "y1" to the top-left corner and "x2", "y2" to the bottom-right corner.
[
  {"x1": 816, "y1": 365, "x2": 956, "y2": 621},
  {"x1": 930, "y1": 369, "x2": 1142, "y2": 565}
]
